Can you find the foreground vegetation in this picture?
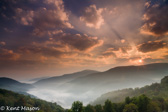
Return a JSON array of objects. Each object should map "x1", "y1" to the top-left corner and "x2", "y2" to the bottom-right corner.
[
  {"x1": 67, "y1": 94, "x2": 168, "y2": 112},
  {"x1": 1, "y1": 88, "x2": 168, "y2": 112},
  {"x1": 0, "y1": 89, "x2": 64, "y2": 112}
]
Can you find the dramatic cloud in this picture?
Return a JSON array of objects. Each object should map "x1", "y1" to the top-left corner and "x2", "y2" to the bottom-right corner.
[
  {"x1": 19, "y1": 46, "x2": 64, "y2": 58},
  {"x1": 15, "y1": 8, "x2": 34, "y2": 26},
  {"x1": 55, "y1": 34, "x2": 104, "y2": 51},
  {"x1": 33, "y1": 8, "x2": 72, "y2": 29},
  {"x1": 137, "y1": 41, "x2": 167, "y2": 53},
  {"x1": 0, "y1": 0, "x2": 168, "y2": 79},
  {"x1": 15, "y1": 0, "x2": 73, "y2": 36},
  {"x1": 141, "y1": 1, "x2": 168, "y2": 36},
  {"x1": 0, "y1": 48, "x2": 20, "y2": 60},
  {"x1": 80, "y1": 5, "x2": 104, "y2": 29},
  {"x1": 18, "y1": 33, "x2": 103, "y2": 59}
]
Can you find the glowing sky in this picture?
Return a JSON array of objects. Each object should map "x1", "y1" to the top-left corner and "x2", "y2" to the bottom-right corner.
[{"x1": 0, "y1": 0, "x2": 168, "y2": 79}]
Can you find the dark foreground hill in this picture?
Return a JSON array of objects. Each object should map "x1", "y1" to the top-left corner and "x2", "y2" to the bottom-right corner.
[
  {"x1": 92, "y1": 75, "x2": 168, "y2": 105},
  {"x1": 0, "y1": 88, "x2": 64, "y2": 112}
]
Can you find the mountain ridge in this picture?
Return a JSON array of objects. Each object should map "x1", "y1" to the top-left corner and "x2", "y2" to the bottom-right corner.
[
  {"x1": 34, "y1": 69, "x2": 99, "y2": 87},
  {"x1": 0, "y1": 77, "x2": 34, "y2": 92}
]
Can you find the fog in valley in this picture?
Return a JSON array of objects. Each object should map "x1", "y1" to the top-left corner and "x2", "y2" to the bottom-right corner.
[{"x1": 26, "y1": 63, "x2": 168, "y2": 108}]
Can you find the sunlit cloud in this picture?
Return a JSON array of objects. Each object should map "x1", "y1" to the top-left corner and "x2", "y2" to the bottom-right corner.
[
  {"x1": 140, "y1": 1, "x2": 168, "y2": 36},
  {"x1": 80, "y1": 5, "x2": 104, "y2": 29},
  {"x1": 0, "y1": 0, "x2": 168, "y2": 79},
  {"x1": 0, "y1": 48, "x2": 20, "y2": 61},
  {"x1": 15, "y1": 0, "x2": 73, "y2": 37}
]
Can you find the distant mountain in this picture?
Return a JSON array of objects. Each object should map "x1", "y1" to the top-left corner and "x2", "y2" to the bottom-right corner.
[
  {"x1": 60, "y1": 63, "x2": 168, "y2": 93},
  {"x1": 34, "y1": 70, "x2": 99, "y2": 88},
  {"x1": 0, "y1": 77, "x2": 34, "y2": 92},
  {"x1": 92, "y1": 75, "x2": 168, "y2": 105},
  {"x1": 30, "y1": 63, "x2": 168, "y2": 107},
  {"x1": 21, "y1": 76, "x2": 50, "y2": 83},
  {"x1": 29, "y1": 76, "x2": 50, "y2": 82}
]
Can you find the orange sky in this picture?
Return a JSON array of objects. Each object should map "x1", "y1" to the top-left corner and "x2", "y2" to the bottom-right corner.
[{"x1": 0, "y1": 0, "x2": 168, "y2": 80}]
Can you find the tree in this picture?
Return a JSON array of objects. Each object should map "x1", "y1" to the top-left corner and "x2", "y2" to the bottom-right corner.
[
  {"x1": 125, "y1": 97, "x2": 131, "y2": 104},
  {"x1": 94, "y1": 104, "x2": 104, "y2": 112},
  {"x1": 71, "y1": 101, "x2": 83, "y2": 112},
  {"x1": 104, "y1": 100, "x2": 115, "y2": 112},
  {"x1": 66, "y1": 109, "x2": 73, "y2": 112},
  {"x1": 84, "y1": 104, "x2": 95, "y2": 112},
  {"x1": 147, "y1": 102, "x2": 161, "y2": 112},
  {"x1": 137, "y1": 94, "x2": 150, "y2": 112},
  {"x1": 123, "y1": 103, "x2": 138, "y2": 112},
  {"x1": 165, "y1": 100, "x2": 168, "y2": 112}
]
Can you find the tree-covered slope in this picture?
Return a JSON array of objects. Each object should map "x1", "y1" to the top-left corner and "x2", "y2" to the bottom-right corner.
[
  {"x1": 0, "y1": 89, "x2": 64, "y2": 112},
  {"x1": 68, "y1": 94, "x2": 168, "y2": 112},
  {"x1": 92, "y1": 76, "x2": 168, "y2": 105}
]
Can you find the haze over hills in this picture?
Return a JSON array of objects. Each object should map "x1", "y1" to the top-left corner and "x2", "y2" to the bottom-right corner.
[
  {"x1": 0, "y1": 77, "x2": 34, "y2": 92},
  {"x1": 92, "y1": 75, "x2": 168, "y2": 105},
  {"x1": 0, "y1": 63, "x2": 168, "y2": 108},
  {"x1": 28, "y1": 63, "x2": 168, "y2": 108},
  {"x1": 62, "y1": 63, "x2": 168, "y2": 93},
  {"x1": 20, "y1": 76, "x2": 51, "y2": 84},
  {"x1": 34, "y1": 63, "x2": 168, "y2": 92},
  {"x1": 34, "y1": 70, "x2": 99, "y2": 88}
]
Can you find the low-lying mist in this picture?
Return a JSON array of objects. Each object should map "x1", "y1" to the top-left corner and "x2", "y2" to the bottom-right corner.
[
  {"x1": 27, "y1": 63, "x2": 168, "y2": 108},
  {"x1": 27, "y1": 81, "x2": 156, "y2": 108},
  {"x1": 28, "y1": 88, "x2": 101, "y2": 108}
]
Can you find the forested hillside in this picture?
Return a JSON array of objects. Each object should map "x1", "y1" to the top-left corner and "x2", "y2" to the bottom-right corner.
[
  {"x1": 67, "y1": 94, "x2": 168, "y2": 112},
  {"x1": 66, "y1": 76, "x2": 168, "y2": 112},
  {"x1": 92, "y1": 76, "x2": 168, "y2": 105},
  {"x1": 0, "y1": 89, "x2": 64, "y2": 112}
]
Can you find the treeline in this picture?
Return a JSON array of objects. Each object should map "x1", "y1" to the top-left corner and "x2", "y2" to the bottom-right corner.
[
  {"x1": 0, "y1": 89, "x2": 64, "y2": 112},
  {"x1": 66, "y1": 94, "x2": 168, "y2": 112}
]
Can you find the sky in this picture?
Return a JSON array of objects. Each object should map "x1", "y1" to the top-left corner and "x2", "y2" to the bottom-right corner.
[{"x1": 0, "y1": 0, "x2": 168, "y2": 80}]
